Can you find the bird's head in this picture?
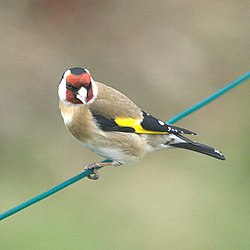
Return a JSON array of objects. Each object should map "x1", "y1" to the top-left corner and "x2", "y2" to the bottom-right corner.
[{"x1": 58, "y1": 67, "x2": 98, "y2": 105}]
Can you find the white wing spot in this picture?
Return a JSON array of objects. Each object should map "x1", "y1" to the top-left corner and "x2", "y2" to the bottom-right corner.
[
  {"x1": 158, "y1": 120, "x2": 165, "y2": 126},
  {"x1": 214, "y1": 149, "x2": 223, "y2": 155}
]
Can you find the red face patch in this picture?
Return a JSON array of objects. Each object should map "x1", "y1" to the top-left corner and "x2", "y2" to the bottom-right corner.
[
  {"x1": 65, "y1": 72, "x2": 93, "y2": 104},
  {"x1": 66, "y1": 73, "x2": 91, "y2": 88},
  {"x1": 66, "y1": 90, "x2": 82, "y2": 104}
]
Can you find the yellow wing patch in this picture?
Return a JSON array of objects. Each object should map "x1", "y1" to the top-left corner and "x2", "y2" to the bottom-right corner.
[{"x1": 114, "y1": 117, "x2": 168, "y2": 135}]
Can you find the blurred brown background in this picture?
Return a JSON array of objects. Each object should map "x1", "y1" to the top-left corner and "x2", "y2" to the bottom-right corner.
[{"x1": 0, "y1": 1, "x2": 249, "y2": 249}]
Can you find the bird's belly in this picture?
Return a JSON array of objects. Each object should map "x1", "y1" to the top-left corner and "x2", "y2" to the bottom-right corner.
[
  {"x1": 82, "y1": 133, "x2": 148, "y2": 164},
  {"x1": 83, "y1": 143, "x2": 135, "y2": 164}
]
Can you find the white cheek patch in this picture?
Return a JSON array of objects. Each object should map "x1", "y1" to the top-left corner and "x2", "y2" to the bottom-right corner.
[
  {"x1": 58, "y1": 81, "x2": 66, "y2": 101},
  {"x1": 58, "y1": 70, "x2": 71, "y2": 102},
  {"x1": 87, "y1": 78, "x2": 98, "y2": 104}
]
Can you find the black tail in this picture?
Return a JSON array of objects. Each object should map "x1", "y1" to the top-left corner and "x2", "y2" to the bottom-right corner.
[{"x1": 170, "y1": 135, "x2": 225, "y2": 160}]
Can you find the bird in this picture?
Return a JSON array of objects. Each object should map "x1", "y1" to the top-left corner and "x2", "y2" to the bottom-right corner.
[{"x1": 58, "y1": 67, "x2": 225, "y2": 179}]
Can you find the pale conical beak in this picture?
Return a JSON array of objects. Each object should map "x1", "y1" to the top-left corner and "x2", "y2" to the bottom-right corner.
[{"x1": 76, "y1": 87, "x2": 87, "y2": 104}]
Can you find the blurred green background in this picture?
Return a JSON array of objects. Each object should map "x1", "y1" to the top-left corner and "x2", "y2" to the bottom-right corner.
[{"x1": 0, "y1": 1, "x2": 249, "y2": 249}]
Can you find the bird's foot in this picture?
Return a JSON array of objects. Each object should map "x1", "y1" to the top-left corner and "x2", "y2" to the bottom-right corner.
[
  {"x1": 84, "y1": 160, "x2": 121, "y2": 180},
  {"x1": 84, "y1": 163, "x2": 101, "y2": 180}
]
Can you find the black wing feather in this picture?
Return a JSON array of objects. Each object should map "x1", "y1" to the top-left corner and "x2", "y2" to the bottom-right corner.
[
  {"x1": 141, "y1": 111, "x2": 196, "y2": 135},
  {"x1": 170, "y1": 134, "x2": 225, "y2": 160},
  {"x1": 93, "y1": 111, "x2": 196, "y2": 135},
  {"x1": 93, "y1": 114, "x2": 135, "y2": 133}
]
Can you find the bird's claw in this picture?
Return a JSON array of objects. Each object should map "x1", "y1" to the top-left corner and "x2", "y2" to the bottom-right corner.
[
  {"x1": 84, "y1": 163, "x2": 100, "y2": 180},
  {"x1": 83, "y1": 161, "x2": 121, "y2": 180}
]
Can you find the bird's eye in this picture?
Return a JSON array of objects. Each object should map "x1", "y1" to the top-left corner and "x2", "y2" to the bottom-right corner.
[{"x1": 66, "y1": 82, "x2": 73, "y2": 90}]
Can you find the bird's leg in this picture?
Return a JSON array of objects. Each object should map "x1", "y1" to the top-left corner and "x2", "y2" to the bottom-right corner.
[{"x1": 84, "y1": 161, "x2": 122, "y2": 180}]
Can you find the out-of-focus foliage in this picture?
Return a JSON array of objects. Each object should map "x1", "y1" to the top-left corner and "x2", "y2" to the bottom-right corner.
[{"x1": 0, "y1": 1, "x2": 249, "y2": 249}]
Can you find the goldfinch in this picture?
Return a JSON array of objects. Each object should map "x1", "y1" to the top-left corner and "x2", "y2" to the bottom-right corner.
[{"x1": 58, "y1": 67, "x2": 225, "y2": 179}]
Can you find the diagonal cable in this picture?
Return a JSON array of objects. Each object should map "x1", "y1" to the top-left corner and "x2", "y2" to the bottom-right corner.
[{"x1": 0, "y1": 71, "x2": 249, "y2": 221}]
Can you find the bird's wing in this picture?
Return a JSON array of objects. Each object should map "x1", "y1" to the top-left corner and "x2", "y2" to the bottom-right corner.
[
  {"x1": 93, "y1": 111, "x2": 196, "y2": 135},
  {"x1": 90, "y1": 82, "x2": 196, "y2": 135}
]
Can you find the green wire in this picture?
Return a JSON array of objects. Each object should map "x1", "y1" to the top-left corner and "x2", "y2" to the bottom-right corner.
[
  {"x1": 167, "y1": 71, "x2": 250, "y2": 124},
  {"x1": 0, "y1": 71, "x2": 249, "y2": 221}
]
